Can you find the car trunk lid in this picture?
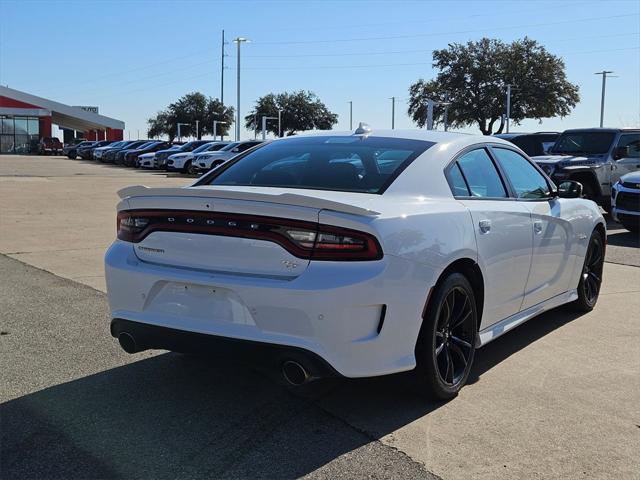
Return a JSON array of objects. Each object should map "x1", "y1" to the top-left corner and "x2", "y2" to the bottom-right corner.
[{"x1": 118, "y1": 185, "x2": 380, "y2": 278}]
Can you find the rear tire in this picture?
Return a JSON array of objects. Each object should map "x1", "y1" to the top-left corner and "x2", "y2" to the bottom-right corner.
[
  {"x1": 570, "y1": 229, "x2": 605, "y2": 312},
  {"x1": 182, "y1": 160, "x2": 192, "y2": 174},
  {"x1": 414, "y1": 273, "x2": 477, "y2": 400}
]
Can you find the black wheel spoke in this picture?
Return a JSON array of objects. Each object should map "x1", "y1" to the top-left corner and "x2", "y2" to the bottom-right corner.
[
  {"x1": 445, "y1": 349, "x2": 454, "y2": 383},
  {"x1": 451, "y1": 308, "x2": 471, "y2": 330},
  {"x1": 450, "y1": 342, "x2": 468, "y2": 368},
  {"x1": 430, "y1": 283, "x2": 477, "y2": 387},
  {"x1": 451, "y1": 335, "x2": 472, "y2": 349}
]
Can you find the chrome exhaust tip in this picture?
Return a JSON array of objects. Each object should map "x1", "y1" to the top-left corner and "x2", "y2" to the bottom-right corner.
[
  {"x1": 282, "y1": 360, "x2": 312, "y2": 386},
  {"x1": 118, "y1": 332, "x2": 139, "y2": 354}
]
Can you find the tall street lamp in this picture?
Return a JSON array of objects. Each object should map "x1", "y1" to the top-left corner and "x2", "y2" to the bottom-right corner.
[
  {"x1": 595, "y1": 70, "x2": 615, "y2": 128},
  {"x1": 261, "y1": 116, "x2": 278, "y2": 140},
  {"x1": 177, "y1": 123, "x2": 190, "y2": 142},
  {"x1": 233, "y1": 37, "x2": 250, "y2": 141},
  {"x1": 213, "y1": 120, "x2": 227, "y2": 141},
  {"x1": 348, "y1": 101, "x2": 353, "y2": 130}
]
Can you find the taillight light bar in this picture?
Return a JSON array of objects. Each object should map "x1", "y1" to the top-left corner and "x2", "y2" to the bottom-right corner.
[{"x1": 117, "y1": 209, "x2": 383, "y2": 261}]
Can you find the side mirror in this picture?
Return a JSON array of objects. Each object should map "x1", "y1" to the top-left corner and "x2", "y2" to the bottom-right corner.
[
  {"x1": 558, "y1": 180, "x2": 583, "y2": 199},
  {"x1": 613, "y1": 146, "x2": 630, "y2": 160},
  {"x1": 231, "y1": 148, "x2": 240, "y2": 152}
]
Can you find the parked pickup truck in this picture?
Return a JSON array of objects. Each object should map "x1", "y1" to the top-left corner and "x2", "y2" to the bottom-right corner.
[
  {"x1": 532, "y1": 128, "x2": 640, "y2": 208},
  {"x1": 38, "y1": 137, "x2": 64, "y2": 155}
]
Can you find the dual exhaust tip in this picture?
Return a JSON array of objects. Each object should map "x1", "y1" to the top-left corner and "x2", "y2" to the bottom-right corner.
[
  {"x1": 117, "y1": 332, "x2": 314, "y2": 386},
  {"x1": 281, "y1": 360, "x2": 314, "y2": 386}
]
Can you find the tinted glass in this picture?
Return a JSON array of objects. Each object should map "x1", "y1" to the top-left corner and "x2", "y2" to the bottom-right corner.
[
  {"x1": 1, "y1": 117, "x2": 14, "y2": 134},
  {"x1": 189, "y1": 142, "x2": 212, "y2": 153},
  {"x1": 616, "y1": 134, "x2": 640, "y2": 158},
  {"x1": 220, "y1": 142, "x2": 239, "y2": 151},
  {"x1": 203, "y1": 136, "x2": 434, "y2": 194},
  {"x1": 206, "y1": 143, "x2": 228, "y2": 151},
  {"x1": 493, "y1": 148, "x2": 550, "y2": 199},
  {"x1": 457, "y1": 149, "x2": 507, "y2": 198},
  {"x1": 551, "y1": 132, "x2": 615, "y2": 155},
  {"x1": 236, "y1": 142, "x2": 261, "y2": 152},
  {"x1": 510, "y1": 136, "x2": 539, "y2": 156},
  {"x1": 448, "y1": 163, "x2": 470, "y2": 196},
  {"x1": 27, "y1": 118, "x2": 39, "y2": 136}
]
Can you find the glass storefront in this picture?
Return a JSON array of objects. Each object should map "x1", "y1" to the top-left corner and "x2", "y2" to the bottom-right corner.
[{"x1": 0, "y1": 116, "x2": 40, "y2": 154}]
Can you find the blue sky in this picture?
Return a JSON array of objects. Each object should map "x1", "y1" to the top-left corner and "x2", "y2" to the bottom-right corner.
[{"x1": 1, "y1": 0, "x2": 638, "y2": 140}]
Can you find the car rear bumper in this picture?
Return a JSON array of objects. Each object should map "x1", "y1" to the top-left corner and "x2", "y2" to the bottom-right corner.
[
  {"x1": 105, "y1": 240, "x2": 433, "y2": 378},
  {"x1": 110, "y1": 317, "x2": 340, "y2": 378}
]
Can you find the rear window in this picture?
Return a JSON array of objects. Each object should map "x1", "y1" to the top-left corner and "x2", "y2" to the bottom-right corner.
[{"x1": 200, "y1": 136, "x2": 434, "y2": 194}]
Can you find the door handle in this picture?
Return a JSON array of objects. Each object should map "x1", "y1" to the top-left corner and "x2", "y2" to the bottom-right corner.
[
  {"x1": 534, "y1": 220, "x2": 543, "y2": 234},
  {"x1": 479, "y1": 219, "x2": 491, "y2": 234}
]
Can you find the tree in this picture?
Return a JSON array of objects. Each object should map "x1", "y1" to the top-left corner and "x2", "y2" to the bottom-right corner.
[
  {"x1": 408, "y1": 38, "x2": 580, "y2": 135},
  {"x1": 147, "y1": 92, "x2": 234, "y2": 141},
  {"x1": 245, "y1": 91, "x2": 338, "y2": 137}
]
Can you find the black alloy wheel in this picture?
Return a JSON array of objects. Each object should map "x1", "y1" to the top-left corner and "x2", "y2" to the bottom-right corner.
[
  {"x1": 415, "y1": 272, "x2": 477, "y2": 400},
  {"x1": 572, "y1": 229, "x2": 604, "y2": 311}
]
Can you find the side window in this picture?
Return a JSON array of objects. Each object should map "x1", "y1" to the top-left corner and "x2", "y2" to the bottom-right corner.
[
  {"x1": 237, "y1": 142, "x2": 259, "y2": 152},
  {"x1": 457, "y1": 149, "x2": 507, "y2": 198},
  {"x1": 492, "y1": 148, "x2": 551, "y2": 199},
  {"x1": 617, "y1": 134, "x2": 640, "y2": 158},
  {"x1": 447, "y1": 163, "x2": 470, "y2": 196}
]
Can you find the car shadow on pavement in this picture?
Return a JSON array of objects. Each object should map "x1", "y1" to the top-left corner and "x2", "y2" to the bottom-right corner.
[
  {"x1": 606, "y1": 230, "x2": 640, "y2": 248},
  {"x1": 1, "y1": 307, "x2": 587, "y2": 479}
]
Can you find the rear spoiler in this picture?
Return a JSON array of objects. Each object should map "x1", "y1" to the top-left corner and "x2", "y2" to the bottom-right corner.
[{"x1": 117, "y1": 185, "x2": 380, "y2": 217}]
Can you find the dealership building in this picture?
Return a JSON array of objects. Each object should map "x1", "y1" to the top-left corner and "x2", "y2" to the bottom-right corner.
[{"x1": 0, "y1": 86, "x2": 124, "y2": 154}]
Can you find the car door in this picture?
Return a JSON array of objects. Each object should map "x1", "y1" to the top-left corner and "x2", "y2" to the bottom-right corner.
[
  {"x1": 450, "y1": 147, "x2": 533, "y2": 329},
  {"x1": 613, "y1": 133, "x2": 640, "y2": 182},
  {"x1": 490, "y1": 146, "x2": 574, "y2": 309}
]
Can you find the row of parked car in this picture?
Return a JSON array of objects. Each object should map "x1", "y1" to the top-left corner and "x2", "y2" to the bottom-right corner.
[
  {"x1": 63, "y1": 138, "x2": 263, "y2": 174},
  {"x1": 58, "y1": 127, "x2": 640, "y2": 232}
]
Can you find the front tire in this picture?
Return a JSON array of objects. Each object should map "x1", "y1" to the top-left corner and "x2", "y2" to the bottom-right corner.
[
  {"x1": 415, "y1": 273, "x2": 477, "y2": 400},
  {"x1": 182, "y1": 160, "x2": 192, "y2": 174},
  {"x1": 571, "y1": 229, "x2": 605, "y2": 312}
]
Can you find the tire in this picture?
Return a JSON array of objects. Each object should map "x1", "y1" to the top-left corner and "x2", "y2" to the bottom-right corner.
[
  {"x1": 570, "y1": 229, "x2": 605, "y2": 312},
  {"x1": 414, "y1": 272, "x2": 477, "y2": 400},
  {"x1": 182, "y1": 160, "x2": 192, "y2": 174}
]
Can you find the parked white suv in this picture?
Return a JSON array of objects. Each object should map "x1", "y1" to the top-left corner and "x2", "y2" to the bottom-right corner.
[
  {"x1": 167, "y1": 142, "x2": 229, "y2": 173},
  {"x1": 193, "y1": 141, "x2": 262, "y2": 174},
  {"x1": 612, "y1": 171, "x2": 640, "y2": 232}
]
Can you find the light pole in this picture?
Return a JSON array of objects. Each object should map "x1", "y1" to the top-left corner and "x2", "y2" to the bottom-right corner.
[
  {"x1": 595, "y1": 70, "x2": 615, "y2": 128},
  {"x1": 213, "y1": 121, "x2": 227, "y2": 141},
  {"x1": 277, "y1": 108, "x2": 282, "y2": 137},
  {"x1": 505, "y1": 84, "x2": 518, "y2": 133},
  {"x1": 195, "y1": 120, "x2": 200, "y2": 140},
  {"x1": 443, "y1": 92, "x2": 450, "y2": 132},
  {"x1": 425, "y1": 98, "x2": 451, "y2": 130},
  {"x1": 233, "y1": 37, "x2": 250, "y2": 141},
  {"x1": 261, "y1": 116, "x2": 278, "y2": 140},
  {"x1": 348, "y1": 101, "x2": 353, "y2": 130},
  {"x1": 426, "y1": 100, "x2": 434, "y2": 130},
  {"x1": 177, "y1": 123, "x2": 190, "y2": 142},
  {"x1": 221, "y1": 30, "x2": 227, "y2": 108},
  {"x1": 390, "y1": 96, "x2": 395, "y2": 129}
]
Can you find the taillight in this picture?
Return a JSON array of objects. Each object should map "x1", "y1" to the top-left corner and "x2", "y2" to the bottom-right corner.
[{"x1": 117, "y1": 210, "x2": 382, "y2": 261}]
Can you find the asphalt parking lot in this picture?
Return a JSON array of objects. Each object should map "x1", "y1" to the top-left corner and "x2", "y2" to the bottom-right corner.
[{"x1": 1, "y1": 155, "x2": 639, "y2": 479}]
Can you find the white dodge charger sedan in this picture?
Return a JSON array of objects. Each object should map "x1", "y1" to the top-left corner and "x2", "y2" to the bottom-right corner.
[{"x1": 105, "y1": 127, "x2": 605, "y2": 399}]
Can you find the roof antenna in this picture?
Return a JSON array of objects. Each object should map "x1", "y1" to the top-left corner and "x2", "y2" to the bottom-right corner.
[{"x1": 354, "y1": 122, "x2": 372, "y2": 135}]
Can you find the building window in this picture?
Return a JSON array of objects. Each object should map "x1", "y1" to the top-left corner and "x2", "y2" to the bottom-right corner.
[{"x1": 0, "y1": 116, "x2": 40, "y2": 154}]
